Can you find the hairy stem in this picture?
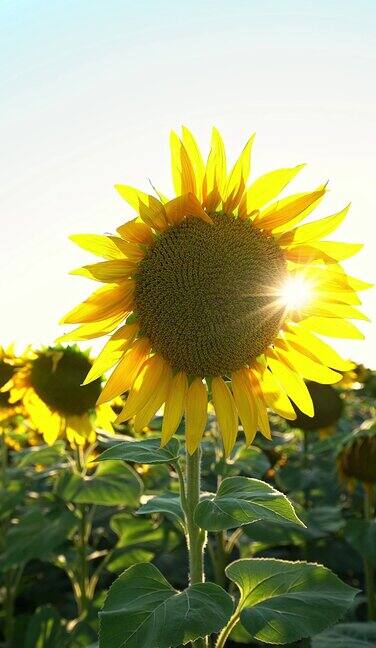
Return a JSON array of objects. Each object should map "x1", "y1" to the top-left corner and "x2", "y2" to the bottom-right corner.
[{"x1": 364, "y1": 483, "x2": 376, "y2": 620}]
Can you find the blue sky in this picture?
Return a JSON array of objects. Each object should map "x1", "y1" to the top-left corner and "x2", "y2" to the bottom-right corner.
[{"x1": 1, "y1": 0, "x2": 375, "y2": 365}]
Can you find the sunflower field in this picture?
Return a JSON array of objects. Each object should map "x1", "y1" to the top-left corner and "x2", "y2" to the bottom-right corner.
[{"x1": 1, "y1": 129, "x2": 375, "y2": 648}]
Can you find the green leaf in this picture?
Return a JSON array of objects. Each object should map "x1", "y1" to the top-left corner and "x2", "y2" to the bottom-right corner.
[
  {"x1": 226, "y1": 558, "x2": 358, "y2": 645},
  {"x1": 106, "y1": 513, "x2": 164, "y2": 573},
  {"x1": 137, "y1": 492, "x2": 185, "y2": 526},
  {"x1": 232, "y1": 446, "x2": 271, "y2": 478},
  {"x1": 194, "y1": 477, "x2": 304, "y2": 531},
  {"x1": 313, "y1": 622, "x2": 376, "y2": 647},
  {"x1": 99, "y1": 563, "x2": 233, "y2": 648},
  {"x1": 24, "y1": 605, "x2": 66, "y2": 648},
  {"x1": 0, "y1": 480, "x2": 25, "y2": 519},
  {"x1": 56, "y1": 461, "x2": 142, "y2": 507},
  {"x1": 345, "y1": 519, "x2": 376, "y2": 567},
  {"x1": 17, "y1": 442, "x2": 66, "y2": 467},
  {"x1": 1, "y1": 508, "x2": 77, "y2": 569},
  {"x1": 98, "y1": 438, "x2": 180, "y2": 464}
]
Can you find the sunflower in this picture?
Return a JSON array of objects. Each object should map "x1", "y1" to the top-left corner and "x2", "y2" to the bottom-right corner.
[
  {"x1": 59, "y1": 128, "x2": 370, "y2": 456},
  {"x1": 11, "y1": 345, "x2": 115, "y2": 447},
  {"x1": 0, "y1": 345, "x2": 25, "y2": 424}
]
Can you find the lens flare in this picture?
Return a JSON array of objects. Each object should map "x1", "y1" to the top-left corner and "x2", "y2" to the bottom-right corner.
[{"x1": 279, "y1": 275, "x2": 314, "y2": 312}]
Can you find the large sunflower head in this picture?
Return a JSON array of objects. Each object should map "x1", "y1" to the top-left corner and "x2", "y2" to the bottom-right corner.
[
  {"x1": 12, "y1": 345, "x2": 115, "y2": 447},
  {"x1": 60, "y1": 128, "x2": 370, "y2": 456}
]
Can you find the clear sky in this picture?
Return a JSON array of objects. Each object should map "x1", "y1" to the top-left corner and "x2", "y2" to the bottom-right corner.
[{"x1": 1, "y1": 0, "x2": 375, "y2": 366}]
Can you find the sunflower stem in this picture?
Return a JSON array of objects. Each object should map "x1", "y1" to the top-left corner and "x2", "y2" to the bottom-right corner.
[
  {"x1": 364, "y1": 483, "x2": 376, "y2": 620},
  {"x1": 183, "y1": 446, "x2": 208, "y2": 647}
]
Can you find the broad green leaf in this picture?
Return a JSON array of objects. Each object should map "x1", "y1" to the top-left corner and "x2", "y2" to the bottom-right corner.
[
  {"x1": 24, "y1": 605, "x2": 66, "y2": 648},
  {"x1": 98, "y1": 438, "x2": 180, "y2": 464},
  {"x1": 106, "y1": 513, "x2": 164, "y2": 572},
  {"x1": 1, "y1": 508, "x2": 77, "y2": 569},
  {"x1": 0, "y1": 480, "x2": 25, "y2": 519},
  {"x1": 226, "y1": 558, "x2": 358, "y2": 645},
  {"x1": 345, "y1": 520, "x2": 376, "y2": 567},
  {"x1": 17, "y1": 442, "x2": 66, "y2": 467},
  {"x1": 313, "y1": 622, "x2": 376, "y2": 647},
  {"x1": 99, "y1": 563, "x2": 233, "y2": 648},
  {"x1": 232, "y1": 446, "x2": 271, "y2": 478},
  {"x1": 56, "y1": 461, "x2": 142, "y2": 507},
  {"x1": 194, "y1": 477, "x2": 304, "y2": 531},
  {"x1": 137, "y1": 492, "x2": 185, "y2": 526}
]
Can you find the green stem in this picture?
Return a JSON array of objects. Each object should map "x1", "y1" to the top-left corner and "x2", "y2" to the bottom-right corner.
[
  {"x1": 180, "y1": 446, "x2": 208, "y2": 647},
  {"x1": 1, "y1": 431, "x2": 8, "y2": 488},
  {"x1": 78, "y1": 503, "x2": 88, "y2": 617},
  {"x1": 215, "y1": 606, "x2": 241, "y2": 648},
  {"x1": 364, "y1": 483, "x2": 376, "y2": 621}
]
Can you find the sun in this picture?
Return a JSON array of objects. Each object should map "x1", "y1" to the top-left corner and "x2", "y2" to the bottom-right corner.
[
  {"x1": 59, "y1": 127, "x2": 370, "y2": 457},
  {"x1": 279, "y1": 275, "x2": 314, "y2": 313}
]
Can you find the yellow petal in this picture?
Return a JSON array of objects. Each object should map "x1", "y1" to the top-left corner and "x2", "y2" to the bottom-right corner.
[
  {"x1": 231, "y1": 368, "x2": 258, "y2": 445},
  {"x1": 83, "y1": 322, "x2": 139, "y2": 385},
  {"x1": 181, "y1": 126, "x2": 206, "y2": 201},
  {"x1": 170, "y1": 131, "x2": 196, "y2": 196},
  {"x1": 212, "y1": 376, "x2": 238, "y2": 457},
  {"x1": 255, "y1": 187, "x2": 326, "y2": 232},
  {"x1": 117, "y1": 218, "x2": 154, "y2": 245},
  {"x1": 97, "y1": 338, "x2": 151, "y2": 405},
  {"x1": 252, "y1": 362, "x2": 296, "y2": 420},
  {"x1": 69, "y1": 234, "x2": 129, "y2": 260},
  {"x1": 115, "y1": 185, "x2": 168, "y2": 230},
  {"x1": 133, "y1": 366, "x2": 172, "y2": 433},
  {"x1": 202, "y1": 127, "x2": 226, "y2": 212},
  {"x1": 60, "y1": 282, "x2": 135, "y2": 324},
  {"x1": 161, "y1": 372, "x2": 188, "y2": 446},
  {"x1": 95, "y1": 403, "x2": 116, "y2": 432},
  {"x1": 303, "y1": 301, "x2": 369, "y2": 321},
  {"x1": 274, "y1": 345, "x2": 342, "y2": 384},
  {"x1": 299, "y1": 316, "x2": 365, "y2": 339},
  {"x1": 238, "y1": 164, "x2": 305, "y2": 218},
  {"x1": 57, "y1": 313, "x2": 126, "y2": 342},
  {"x1": 278, "y1": 204, "x2": 350, "y2": 247},
  {"x1": 223, "y1": 134, "x2": 255, "y2": 213},
  {"x1": 185, "y1": 378, "x2": 208, "y2": 455},
  {"x1": 266, "y1": 350, "x2": 314, "y2": 417},
  {"x1": 285, "y1": 241, "x2": 363, "y2": 264},
  {"x1": 164, "y1": 193, "x2": 212, "y2": 226},
  {"x1": 71, "y1": 259, "x2": 139, "y2": 283},
  {"x1": 116, "y1": 354, "x2": 168, "y2": 422},
  {"x1": 283, "y1": 325, "x2": 354, "y2": 371}
]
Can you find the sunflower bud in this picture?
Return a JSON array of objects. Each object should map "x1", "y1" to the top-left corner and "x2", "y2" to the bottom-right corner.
[{"x1": 337, "y1": 422, "x2": 376, "y2": 485}]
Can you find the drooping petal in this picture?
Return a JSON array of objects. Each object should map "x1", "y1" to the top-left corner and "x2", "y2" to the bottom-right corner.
[
  {"x1": 223, "y1": 134, "x2": 255, "y2": 213},
  {"x1": 231, "y1": 368, "x2": 258, "y2": 445},
  {"x1": 282, "y1": 325, "x2": 354, "y2": 371},
  {"x1": 274, "y1": 344, "x2": 342, "y2": 384},
  {"x1": 116, "y1": 354, "x2": 169, "y2": 422},
  {"x1": 133, "y1": 366, "x2": 172, "y2": 433},
  {"x1": 60, "y1": 282, "x2": 135, "y2": 324},
  {"x1": 95, "y1": 403, "x2": 116, "y2": 433},
  {"x1": 185, "y1": 378, "x2": 208, "y2": 455},
  {"x1": 83, "y1": 322, "x2": 139, "y2": 385},
  {"x1": 238, "y1": 164, "x2": 305, "y2": 218},
  {"x1": 252, "y1": 361, "x2": 296, "y2": 420},
  {"x1": 266, "y1": 349, "x2": 314, "y2": 417},
  {"x1": 161, "y1": 372, "x2": 188, "y2": 446},
  {"x1": 97, "y1": 337, "x2": 151, "y2": 405},
  {"x1": 212, "y1": 376, "x2": 238, "y2": 457}
]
